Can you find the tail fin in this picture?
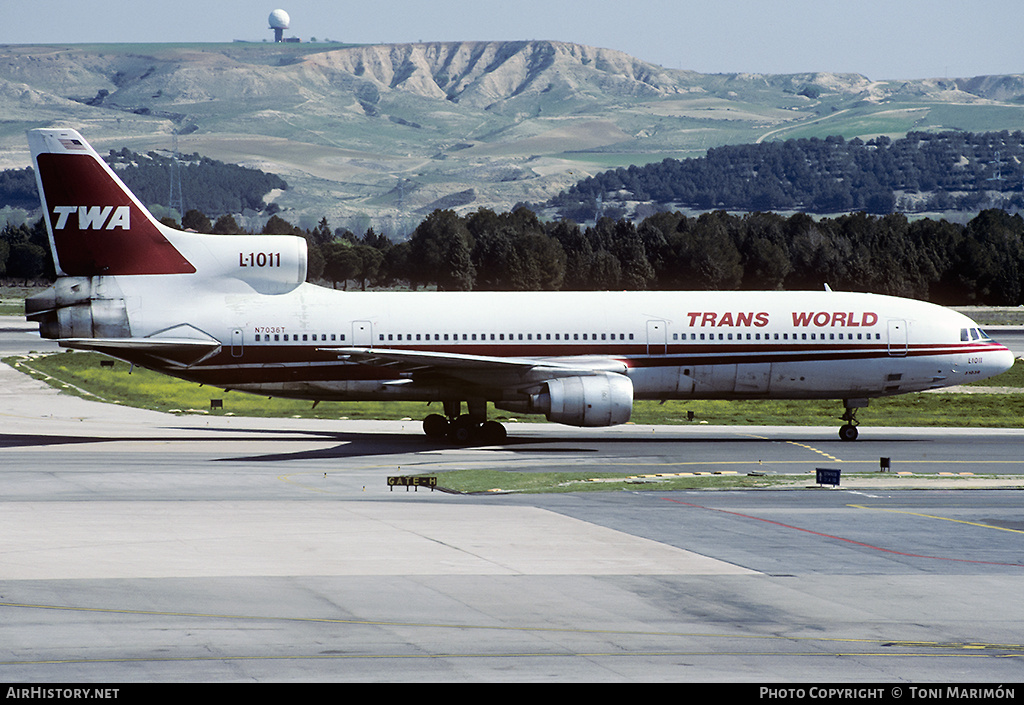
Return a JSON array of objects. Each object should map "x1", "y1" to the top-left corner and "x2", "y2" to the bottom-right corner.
[{"x1": 28, "y1": 128, "x2": 196, "y2": 276}]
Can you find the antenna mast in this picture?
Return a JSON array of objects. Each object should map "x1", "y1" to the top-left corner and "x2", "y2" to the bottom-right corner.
[{"x1": 168, "y1": 134, "x2": 184, "y2": 219}]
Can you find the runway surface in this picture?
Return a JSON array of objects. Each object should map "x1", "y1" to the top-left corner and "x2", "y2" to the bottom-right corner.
[{"x1": 2, "y1": 321, "x2": 1024, "y2": 682}]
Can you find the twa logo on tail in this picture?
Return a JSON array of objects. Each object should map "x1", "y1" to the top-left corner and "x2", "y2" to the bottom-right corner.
[
  {"x1": 29, "y1": 128, "x2": 196, "y2": 276},
  {"x1": 52, "y1": 206, "x2": 131, "y2": 231}
]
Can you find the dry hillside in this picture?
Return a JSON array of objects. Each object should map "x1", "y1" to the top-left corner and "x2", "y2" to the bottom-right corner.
[{"x1": 2, "y1": 40, "x2": 1023, "y2": 235}]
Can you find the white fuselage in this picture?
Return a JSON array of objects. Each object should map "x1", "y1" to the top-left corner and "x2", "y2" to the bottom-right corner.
[
  {"x1": 116, "y1": 278, "x2": 1014, "y2": 403},
  {"x1": 25, "y1": 126, "x2": 1016, "y2": 436}
]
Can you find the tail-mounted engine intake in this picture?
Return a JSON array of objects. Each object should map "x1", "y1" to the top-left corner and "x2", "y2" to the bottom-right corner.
[
  {"x1": 496, "y1": 372, "x2": 634, "y2": 427},
  {"x1": 194, "y1": 234, "x2": 308, "y2": 295},
  {"x1": 25, "y1": 276, "x2": 130, "y2": 339}
]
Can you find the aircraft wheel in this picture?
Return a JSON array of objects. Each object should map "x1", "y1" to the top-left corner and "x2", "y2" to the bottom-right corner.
[
  {"x1": 423, "y1": 413, "x2": 449, "y2": 438},
  {"x1": 447, "y1": 415, "x2": 478, "y2": 445},
  {"x1": 838, "y1": 424, "x2": 859, "y2": 442},
  {"x1": 479, "y1": 420, "x2": 507, "y2": 444}
]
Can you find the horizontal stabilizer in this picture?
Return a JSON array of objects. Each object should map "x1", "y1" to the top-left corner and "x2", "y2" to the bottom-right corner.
[{"x1": 59, "y1": 337, "x2": 222, "y2": 367}]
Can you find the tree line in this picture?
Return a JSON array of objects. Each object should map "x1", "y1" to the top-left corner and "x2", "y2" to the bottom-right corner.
[
  {"x1": 4, "y1": 204, "x2": 1023, "y2": 307},
  {"x1": 0, "y1": 149, "x2": 288, "y2": 220},
  {"x1": 549, "y1": 131, "x2": 1024, "y2": 220},
  {"x1": 253, "y1": 206, "x2": 1024, "y2": 307}
]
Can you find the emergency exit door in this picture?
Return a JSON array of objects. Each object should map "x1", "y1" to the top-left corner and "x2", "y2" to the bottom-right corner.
[{"x1": 887, "y1": 319, "x2": 908, "y2": 357}]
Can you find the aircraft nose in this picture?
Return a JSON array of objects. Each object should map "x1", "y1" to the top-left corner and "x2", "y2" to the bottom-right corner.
[{"x1": 989, "y1": 345, "x2": 1016, "y2": 377}]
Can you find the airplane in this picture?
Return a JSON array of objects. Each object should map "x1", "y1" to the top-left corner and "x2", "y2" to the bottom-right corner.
[{"x1": 24, "y1": 128, "x2": 1016, "y2": 443}]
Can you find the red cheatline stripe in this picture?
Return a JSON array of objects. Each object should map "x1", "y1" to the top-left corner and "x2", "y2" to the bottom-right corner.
[{"x1": 661, "y1": 498, "x2": 1024, "y2": 567}]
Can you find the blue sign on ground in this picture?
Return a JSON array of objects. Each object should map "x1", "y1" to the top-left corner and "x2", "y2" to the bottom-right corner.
[{"x1": 816, "y1": 468, "x2": 841, "y2": 487}]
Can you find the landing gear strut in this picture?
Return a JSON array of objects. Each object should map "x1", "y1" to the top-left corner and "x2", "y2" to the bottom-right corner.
[
  {"x1": 839, "y1": 398, "x2": 869, "y2": 441},
  {"x1": 421, "y1": 399, "x2": 507, "y2": 445}
]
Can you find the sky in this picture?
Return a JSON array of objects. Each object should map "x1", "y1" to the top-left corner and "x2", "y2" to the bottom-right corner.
[{"x1": 6, "y1": 0, "x2": 1023, "y2": 80}]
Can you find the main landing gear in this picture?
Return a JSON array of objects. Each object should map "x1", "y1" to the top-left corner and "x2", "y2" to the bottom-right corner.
[
  {"x1": 839, "y1": 398, "x2": 869, "y2": 442},
  {"x1": 422, "y1": 399, "x2": 508, "y2": 445}
]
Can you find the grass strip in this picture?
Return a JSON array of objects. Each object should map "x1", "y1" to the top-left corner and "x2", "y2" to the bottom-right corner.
[
  {"x1": 5, "y1": 350, "x2": 1024, "y2": 428},
  {"x1": 424, "y1": 469, "x2": 1024, "y2": 494}
]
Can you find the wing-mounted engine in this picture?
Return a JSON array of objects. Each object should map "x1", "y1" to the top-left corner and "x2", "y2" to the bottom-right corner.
[{"x1": 496, "y1": 372, "x2": 634, "y2": 427}]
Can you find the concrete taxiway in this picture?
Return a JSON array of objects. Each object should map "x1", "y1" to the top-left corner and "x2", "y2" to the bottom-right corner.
[{"x1": 2, "y1": 321, "x2": 1024, "y2": 682}]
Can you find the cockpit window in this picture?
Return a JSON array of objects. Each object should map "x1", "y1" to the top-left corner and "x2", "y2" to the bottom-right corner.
[{"x1": 963, "y1": 327, "x2": 992, "y2": 341}]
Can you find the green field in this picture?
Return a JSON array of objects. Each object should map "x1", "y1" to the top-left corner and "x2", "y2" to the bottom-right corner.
[{"x1": 7, "y1": 350, "x2": 1023, "y2": 429}]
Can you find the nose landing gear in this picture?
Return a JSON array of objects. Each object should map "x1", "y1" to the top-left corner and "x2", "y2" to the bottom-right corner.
[{"x1": 839, "y1": 398, "x2": 868, "y2": 441}]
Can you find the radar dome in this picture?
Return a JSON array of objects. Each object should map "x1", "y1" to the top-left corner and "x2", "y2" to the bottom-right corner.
[{"x1": 269, "y1": 9, "x2": 290, "y2": 29}]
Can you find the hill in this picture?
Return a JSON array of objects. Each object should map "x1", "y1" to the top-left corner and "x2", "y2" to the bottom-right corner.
[
  {"x1": 2, "y1": 41, "x2": 1024, "y2": 234},
  {"x1": 550, "y1": 130, "x2": 1024, "y2": 220}
]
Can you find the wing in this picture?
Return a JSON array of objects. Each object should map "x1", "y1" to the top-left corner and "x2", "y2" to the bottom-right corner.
[{"x1": 323, "y1": 346, "x2": 628, "y2": 388}]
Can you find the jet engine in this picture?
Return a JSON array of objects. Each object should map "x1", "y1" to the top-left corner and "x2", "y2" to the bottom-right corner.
[
  {"x1": 189, "y1": 234, "x2": 308, "y2": 295},
  {"x1": 26, "y1": 276, "x2": 130, "y2": 339},
  {"x1": 497, "y1": 372, "x2": 634, "y2": 427}
]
